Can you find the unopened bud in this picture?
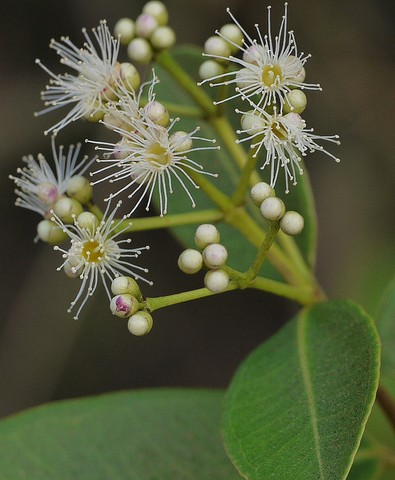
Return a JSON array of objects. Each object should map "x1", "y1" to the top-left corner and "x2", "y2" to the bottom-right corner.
[
  {"x1": 250, "y1": 182, "x2": 275, "y2": 206},
  {"x1": 260, "y1": 197, "x2": 285, "y2": 221},
  {"x1": 204, "y1": 36, "x2": 231, "y2": 59},
  {"x1": 120, "y1": 62, "x2": 140, "y2": 91},
  {"x1": 114, "y1": 18, "x2": 135, "y2": 45},
  {"x1": 178, "y1": 249, "x2": 203, "y2": 274},
  {"x1": 202, "y1": 243, "x2": 228, "y2": 269},
  {"x1": 53, "y1": 196, "x2": 83, "y2": 224},
  {"x1": 37, "y1": 219, "x2": 68, "y2": 244},
  {"x1": 150, "y1": 26, "x2": 176, "y2": 50},
  {"x1": 198, "y1": 59, "x2": 225, "y2": 80},
  {"x1": 135, "y1": 14, "x2": 158, "y2": 38},
  {"x1": 144, "y1": 101, "x2": 170, "y2": 126},
  {"x1": 110, "y1": 294, "x2": 139, "y2": 318},
  {"x1": 127, "y1": 38, "x2": 153, "y2": 64},
  {"x1": 219, "y1": 24, "x2": 243, "y2": 52},
  {"x1": 280, "y1": 211, "x2": 304, "y2": 236},
  {"x1": 63, "y1": 260, "x2": 83, "y2": 278},
  {"x1": 170, "y1": 131, "x2": 193, "y2": 152},
  {"x1": 143, "y1": 1, "x2": 169, "y2": 26},
  {"x1": 127, "y1": 311, "x2": 153, "y2": 336},
  {"x1": 66, "y1": 175, "x2": 93, "y2": 205},
  {"x1": 111, "y1": 276, "x2": 141, "y2": 297},
  {"x1": 76, "y1": 211, "x2": 100, "y2": 231},
  {"x1": 283, "y1": 90, "x2": 307, "y2": 114},
  {"x1": 204, "y1": 269, "x2": 229, "y2": 293},
  {"x1": 240, "y1": 112, "x2": 266, "y2": 134},
  {"x1": 194, "y1": 224, "x2": 220, "y2": 249}
]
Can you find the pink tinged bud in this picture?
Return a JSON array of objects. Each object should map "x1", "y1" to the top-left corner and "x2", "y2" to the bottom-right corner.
[
  {"x1": 202, "y1": 243, "x2": 228, "y2": 269},
  {"x1": 110, "y1": 294, "x2": 139, "y2": 318},
  {"x1": 37, "y1": 182, "x2": 59, "y2": 204},
  {"x1": 135, "y1": 14, "x2": 158, "y2": 38}
]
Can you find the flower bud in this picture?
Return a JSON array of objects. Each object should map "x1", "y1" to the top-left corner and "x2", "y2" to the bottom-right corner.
[
  {"x1": 170, "y1": 131, "x2": 193, "y2": 152},
  {"x1": 260, "y1": 197, "x2": 285, "y2": 221},
  {"x1": 198, "y1": 59, "x2": 225, "y2": 80},
  {"x1": 63, "y1": 260, "x2": 83, "y2": 278},
  {"x1": 283, "y1": 90, "x2": 307, "y2": 114},
  {"x1": 37, "y1": 182, "x2": 59, "y2": 204},
  {"x1": 204, "y1": 36, "x2": 231, "y2": 59},
  {"x1": 120, "y1": 62, "x2": 141, "y2": 91},
  {"x1": 66, "y1": 175, "x2": 93, "y2": 205},
  {"x1": 110, "y1": 294, "x2": 140, "y2": 318},
  {"x1": 202, "y1": 243, "x2": 228, "y2": 269},
  {"x1": 194, "y1": 224, "x2": 220, "y2": 249},
  {"x1": 143, "y1": 1, "x2": 169, "y2": 26},
  {"x1": 144, "y1": 101, "x2": 170, "y2": 126},
  {"x1": 204, "y1": 269, "x2": 229, "y2": 293},
  {"x1": 83, "y1": 103, "x2": 105, "y2": 123},
  {"x1": 178, "y1": 249, "x2": 203, "y2": 274},
  {"x1": 114, "y1": 18, "x2": 135, "y2": 45},
  {"x1": 127, "y1": 311, "x2": 153, "y2": 336},
  {"x1": 240, "y1": 112, "x2": 266, "y2": 134},
  {"x1": 219, "y1": 24, "x2": 243, "y2": 52},
  {"x1": 280, "y1": 211, "x2": 304, "y2": 236},
  {"x1": 53, "y1": 196, "x2": 83, "y2": 224},
  {"x1": 250, "y1": 182, "x2": 275, "y2": 206},
  {"x1": 236, "y1": 68, "x2": 253, "y2": 90},
  {"x1": 127, "y1": 38, "x2": 153, "y2": 64},
  {"x1": 150, "y1": 26, "x2": 176, "y2": 50},
  {"x1": 37, "y1": 219, "x2": 68, "y2": 244},
  {"x1": 111, "y1": 276, "x2": 141, "y2": 297},
  {"x1": 76, "y1": 211, "x2": 100, "y2": 231},
  {"x1": 135, "y1": 14, "x2": 158, "y2": 38}
]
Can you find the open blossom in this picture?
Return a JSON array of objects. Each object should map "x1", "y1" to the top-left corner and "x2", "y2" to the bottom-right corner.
[
  {"x1": 10, "y1": 136, "x2": 96, "y2": 218},
  {"x1": 35, "y1": 20, "x2": 120, "y2": 135},
  {"x1": 199, "y1": 3, "x2": 321, "y2": 112},
  {"x1": 52, "y1": 200, "x2": 151, "y2": 319},
  {"x1": 237, "y1": 108, "x2": 340, "y2": 192},
  {"x1": 89, "y1": 91, "x2": 219, "y2": 216}
]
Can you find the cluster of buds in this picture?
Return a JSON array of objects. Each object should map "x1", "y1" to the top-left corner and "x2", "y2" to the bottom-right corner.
[
  {"x1": 110, "y1": 276, "x2": 153, "y2": 335},
  {"x1": 198, "y1": 24, "x2": 243, "y2": 81},
  {"x1": 178, "y1": 224, "x2": 230, "y2": 293},
  {"x1": 114, "y1": 1, "x2": 176, "y2": 65},
  {"x1": 250, "y1": 182, "x2": 304, "y2": 235}
]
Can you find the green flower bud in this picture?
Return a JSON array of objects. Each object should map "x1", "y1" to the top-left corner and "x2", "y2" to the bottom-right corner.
[
  {"x1": 111, "y1": 276, "x2": 141, "y2": 297},
  {"x1": 76, "y1": 211, "x2": 100, "y2": 231},
  {"x1": 53, "y1": 196, "x2": 83, "y2": 224},
  {"x1": 114, "y1": 18, "x2": 135, "y2": 45},
  {"x1": 37, "y1": 219, "x2": 68, "y2": 244},
  {"x1": 170, "y1": 131, "x2": 193, "y2": 153},
  {"x1": 120, "y1": 62, "x2": 141, "y2": 91},
  {"x1": 143, "y1": 1, "x2": 169, "y2": 26},
  {"x1": 66, "y1": 175, "x2": 93, "y2": 205},
  {"x1": 150, "y1": 26, "x2": 176, "y2": 50},
  {"x1": 283, "y1": 90, "x2": 307, "y2": 114}
]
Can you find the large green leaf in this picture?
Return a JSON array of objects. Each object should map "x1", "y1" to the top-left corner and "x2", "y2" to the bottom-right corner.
[
  {"x1": 152, "y1": 47, "x2": 317, "y2": 277},
  {"x1": 377, "y1": 275, "x2": 395, "y2": 376},
  {"x1": 223, "y1": 300, "x2": 380, "y2": 480},
  {"x1": 0, "y1": 389, "x2": 241, "y2": 480}
]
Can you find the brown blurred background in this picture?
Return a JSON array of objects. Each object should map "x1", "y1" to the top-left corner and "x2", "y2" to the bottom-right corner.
[{"x1": 0, "y1": 0, "x2": 394, "y2": 418}]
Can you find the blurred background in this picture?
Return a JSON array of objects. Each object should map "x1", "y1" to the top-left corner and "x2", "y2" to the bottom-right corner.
[{"x1": 0, "y1": 0, "x2": 394, "y2": 418}]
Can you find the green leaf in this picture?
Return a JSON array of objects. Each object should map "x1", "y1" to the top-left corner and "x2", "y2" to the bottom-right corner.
[
  {"x1": 0, "y1": 389, "x2": 242, "y2": 480},
  {"x1": 377, "y1": 275, "x2": 395, "y2": 376},
  {"x1": 223, "y1": 300, "x2": 380, "y2": 480},
  {"x1": 152, "y1": 47, "x2": 317, "y2": 276}
]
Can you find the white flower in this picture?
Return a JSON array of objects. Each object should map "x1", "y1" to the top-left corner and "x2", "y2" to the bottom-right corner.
[
  {"x1": 237, "y1": 108, "x2": 340, "y2": 192},
  {"x1": 199, "y1": 3, "x2": 321, "y2": 112},
  {"x1": 35, "y1": 20, "x2": 120, "y2": 135},
  {"x1": 10, "y1": 136, "x2": 96, "y2": 218},
  {"x1": 89, "y1": 101, "x2": 219, "y2": 217},
  {"x1": 52, "y1": 200, "x2": 151, "y2": 319}
]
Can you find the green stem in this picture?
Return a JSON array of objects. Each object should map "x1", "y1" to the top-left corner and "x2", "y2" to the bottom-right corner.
[
  {"x1": 377, "y1": 383, "x2": 395, "y2": 433},
  {"x1": 87, "y1": 201, "x2": 104, "y2": 220},
  {"x1": 146, "y1": 282, "x2": 238, "y2": 312},
  {"x1": 116, "y1": 209, "x2": 223, "y2": 233},
  {"x1": 231, "y1": 148, "x2": 259, "y2": 207},
  {"x1": 140, "y1": 96, "x2": 203, "y2": 118},
  {"x1": 251, "y1": 277, "x2": 315, "y2": 305}
]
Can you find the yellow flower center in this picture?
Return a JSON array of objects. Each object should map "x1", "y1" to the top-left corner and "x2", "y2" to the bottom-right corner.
[
  {"x1": 146, "y1": 142, "x2": 172, "y2": 166},
  {"x1": 261, "y1": 64, "x2": 283, "y2": 87},
  {"x1": 271, "y1": 122, "x2": 288, "y2": 141},
  {"x1": 82, "y1": 240, "x2": 103, "y2": 263}
]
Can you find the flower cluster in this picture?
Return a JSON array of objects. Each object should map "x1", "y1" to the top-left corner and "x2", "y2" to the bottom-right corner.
[{"x1": 199, "y1": 3, "x2": 340, "y2": 190}]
